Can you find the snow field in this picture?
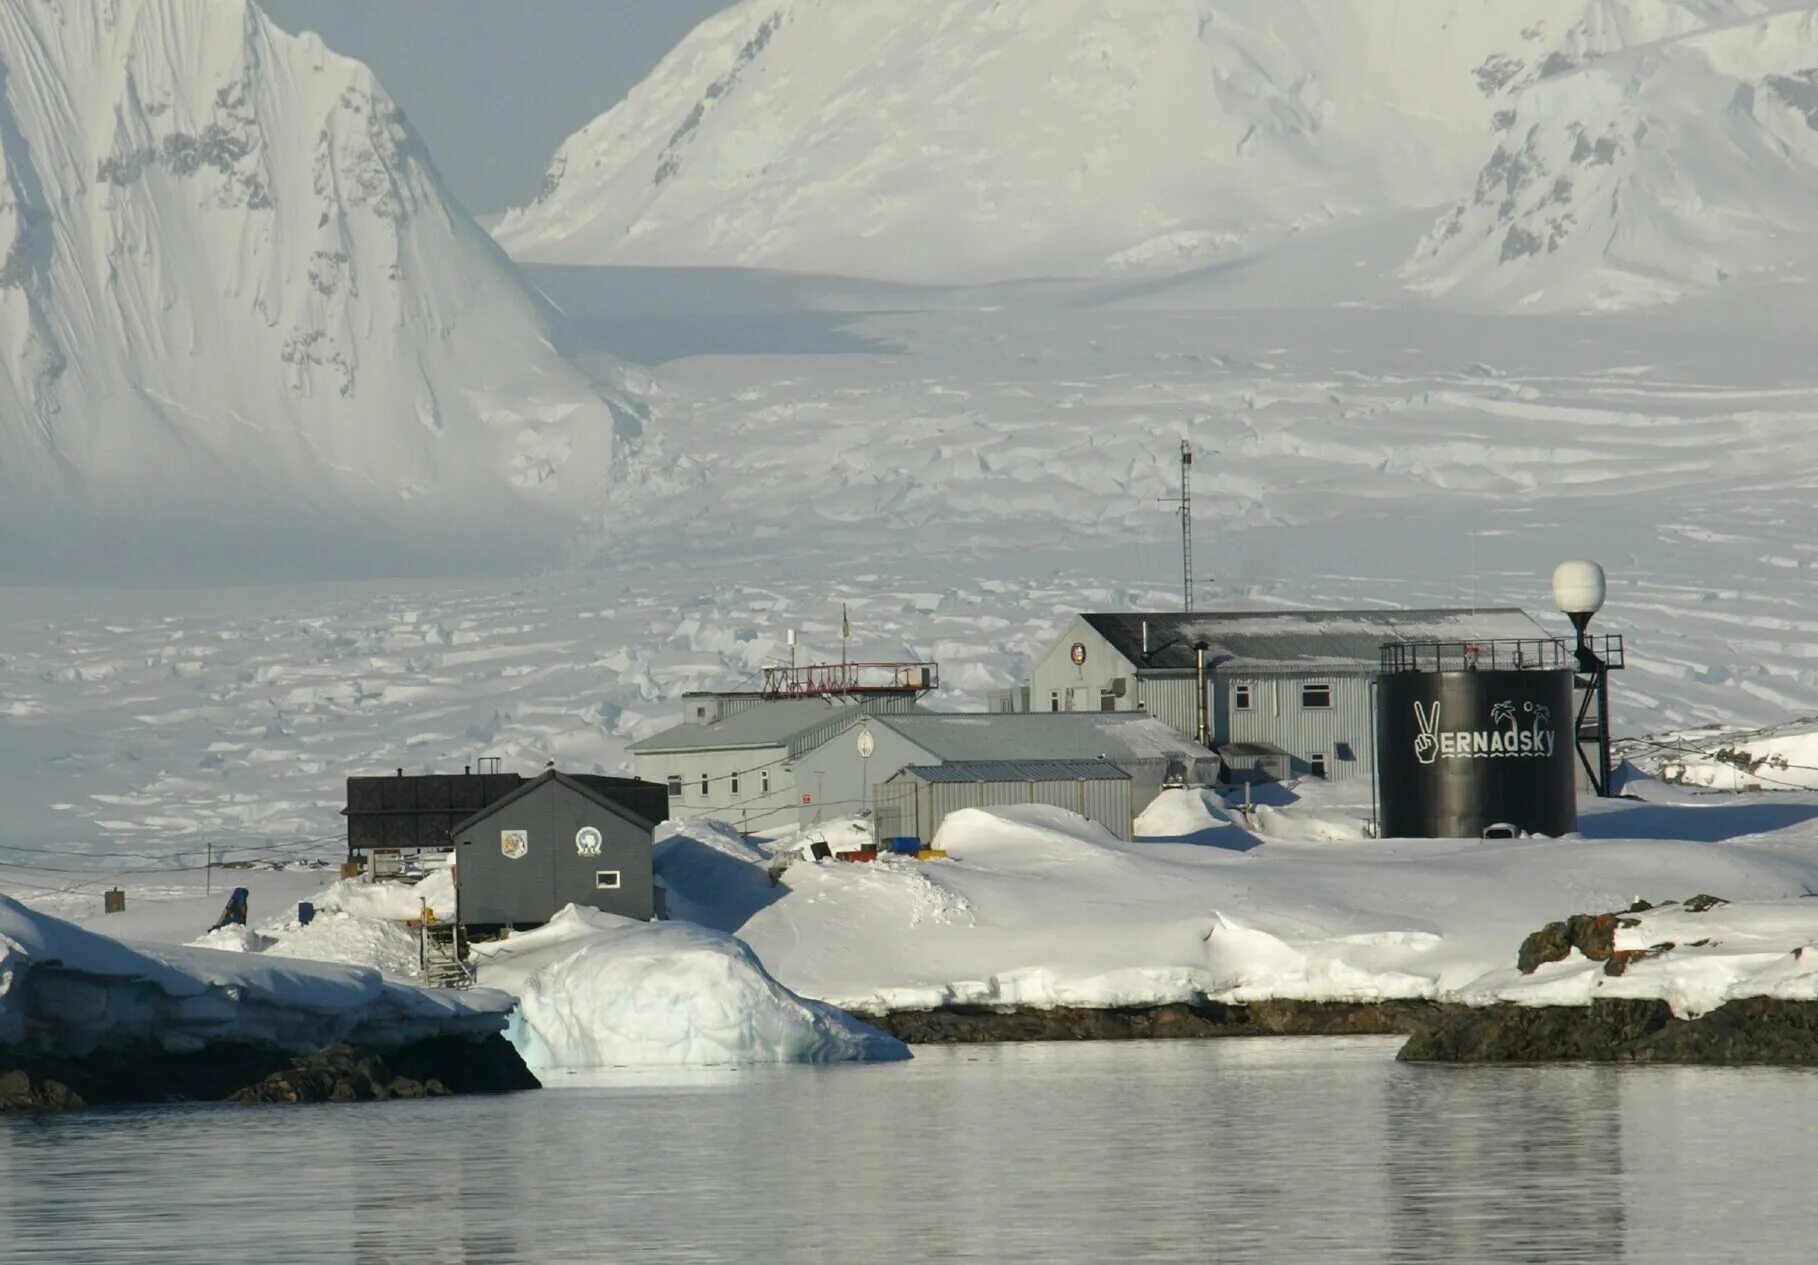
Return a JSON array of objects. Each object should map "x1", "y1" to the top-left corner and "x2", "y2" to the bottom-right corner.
[{"x1": 654, "y1": 788, "x2": 1818, "y2": 1022}]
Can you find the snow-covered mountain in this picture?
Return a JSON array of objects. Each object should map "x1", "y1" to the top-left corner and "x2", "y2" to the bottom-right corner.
[
  {"x1": 1414, "y1": 5, "x2": 1818, "y2": 309},
  {"x1": 0, "y1": 0, "x2": 628, "y2": 579},
  {"x1": 494, "y1": 0, "x2": 1809, "y2": 293}
]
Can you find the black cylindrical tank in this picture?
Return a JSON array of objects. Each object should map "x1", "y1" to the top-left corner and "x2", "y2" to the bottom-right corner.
[{"x1": 1376, "y1": 669, "x2": 1577, "y2": 838}]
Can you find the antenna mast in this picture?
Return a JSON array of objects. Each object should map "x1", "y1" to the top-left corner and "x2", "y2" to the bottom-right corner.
[{"x1": 1179, "y1": 440, "x2": 1193, "y2": 613}]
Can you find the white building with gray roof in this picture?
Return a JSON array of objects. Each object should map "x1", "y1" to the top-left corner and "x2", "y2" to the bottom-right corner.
[
  {"x1": 629, "y1": 692, "x2": 923, "y2": 833},
  {"x1": 1014, "y1": 608, "x2": 1559, "y2": 784}
]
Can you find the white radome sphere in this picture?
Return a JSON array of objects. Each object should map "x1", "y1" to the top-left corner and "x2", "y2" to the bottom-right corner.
[{"x1": 1552, "y1": 559, "x2": 1607, "y2": 616}]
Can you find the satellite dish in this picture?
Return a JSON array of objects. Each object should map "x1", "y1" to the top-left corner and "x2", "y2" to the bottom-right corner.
[{"x1": 1552, "y1": 559, "x2": 1606, "y2": 620}]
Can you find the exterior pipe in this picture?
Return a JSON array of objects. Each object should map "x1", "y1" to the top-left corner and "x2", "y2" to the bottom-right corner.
[{"x1": 1194, "y1": 641, "x2": 1211, "y2": 749}]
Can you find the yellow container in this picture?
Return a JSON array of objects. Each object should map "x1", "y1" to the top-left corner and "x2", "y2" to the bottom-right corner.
[{"x1": 916, "y1": 849, "x2": 948, "y2": 860}]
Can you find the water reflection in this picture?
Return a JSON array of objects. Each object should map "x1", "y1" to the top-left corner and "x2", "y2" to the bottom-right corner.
[
  {"x1": 5, "y1": 1042, "x2": 1818, "y2": 1264},
  {"x1": 1386, "y1": 1066, "x2": 1623, "y2": 1264}
]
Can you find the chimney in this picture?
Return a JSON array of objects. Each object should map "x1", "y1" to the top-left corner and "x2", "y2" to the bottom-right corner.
[{"x1": 1142, "y1": 620, "x2": 1150, "y2": 656}]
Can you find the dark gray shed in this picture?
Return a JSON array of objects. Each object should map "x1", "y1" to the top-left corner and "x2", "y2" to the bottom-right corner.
[{"x1": 454, "y1": 770, "x2": 661, "y2": 930}]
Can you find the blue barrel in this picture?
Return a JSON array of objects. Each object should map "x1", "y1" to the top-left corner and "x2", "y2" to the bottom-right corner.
[{"x1": 297, "y1": 901, "x2": 316, "y2": 926}]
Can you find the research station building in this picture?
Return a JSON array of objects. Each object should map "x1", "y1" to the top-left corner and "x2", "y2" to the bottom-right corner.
[
  {"x1": 1006, "y1": 608, "x2": 1555, "y2": 783},
  {"x1": 453, "y1": 769, "x2": 665, "y2": 930}
]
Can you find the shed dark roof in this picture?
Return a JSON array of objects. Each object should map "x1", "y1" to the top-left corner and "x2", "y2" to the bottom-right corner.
[
  {"x1": 892, "y1": 760, "x2": 1132, "y2": 784},
  {"x1": 453, "y1": 769, "x2": 662, "y2": 835},
  {"x1": 1081, "y1": 608, "x2": 1553, "y2": 673}
]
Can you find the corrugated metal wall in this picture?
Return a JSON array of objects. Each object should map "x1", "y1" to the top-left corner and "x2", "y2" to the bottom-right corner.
[
  {"x1": 873, "y1": 776, "x2": 1134, "y2": 843},
  {"x1": 1225, "y1": 674, "x2": 1374, "y2": 782}
]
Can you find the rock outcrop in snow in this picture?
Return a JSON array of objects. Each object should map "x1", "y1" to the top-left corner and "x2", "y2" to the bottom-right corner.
[
  {"x1": 0, "y1": 0, "x2": 628, "y2": 579},
  {"x1": 496, "y1": 0, "x2": 1577, "y2": 283},
  {"x1": 1414, "y1": 4, "x2": 1818, "y2": 309},
  {"x1": 499, "y1": 0, "x2": 1818, "y2": 309}
]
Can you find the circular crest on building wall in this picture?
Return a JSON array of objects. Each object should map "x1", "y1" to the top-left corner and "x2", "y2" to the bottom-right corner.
[
  {"x1": 1070, "y1": 642, "x2": 1087, "y2": 666},
  {"x1": 576, "y1": 826, "x2": 603, "y2": 857}
]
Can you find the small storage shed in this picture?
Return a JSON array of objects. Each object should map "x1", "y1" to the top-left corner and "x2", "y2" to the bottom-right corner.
[
  {"x1": 453, "y1": 770, "x2": 662, "y2": 930},
  {"x1": 873, "y1": 760, "x2": 1134, "y2": 845}
]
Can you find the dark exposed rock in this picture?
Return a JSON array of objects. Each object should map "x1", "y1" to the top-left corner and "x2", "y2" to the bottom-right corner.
[
  {"x1": 1684, "y1": 894, "x2": 1729, "y2": 913},
  {"x1": 865, "y1": 999, "x2": 1451, "y2": 1043},
  {"x1": 1517, "y1": 912, "x2": 1624, "y2": 973},
  {"x1": 1, "y1": 1033, "x2": 536, "y2": 1113},
  {"x1": 1399, "y1": 997, "x2": 1818, "y2": 1064}
]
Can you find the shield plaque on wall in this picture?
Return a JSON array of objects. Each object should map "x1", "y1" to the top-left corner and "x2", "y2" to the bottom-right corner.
[{"x1": 500, "y1": 829, "x2": 528, "y2": 860}]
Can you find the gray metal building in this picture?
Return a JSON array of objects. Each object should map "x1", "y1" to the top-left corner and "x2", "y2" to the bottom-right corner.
[
  {"x1": 790, "y1": 711, "x2": 1219, "y2": 829},
  {"x1": 874, "y1": 760, "x2": 1135, "y2": 844},
  {"x1": 629, "y1": 693, "x2": 924, "y2": 833},
  {"x1": 1018, "y1": 608, "x2": 1556, "y2": 784},
  {"x1": 454, "y1": 770, "x2": 661, "y2": 929}
]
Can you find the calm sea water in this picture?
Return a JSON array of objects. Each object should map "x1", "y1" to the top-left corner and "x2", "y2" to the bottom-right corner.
[{"x1": 3, "y1": 1038, "x2": 1815, "y2": 1264}]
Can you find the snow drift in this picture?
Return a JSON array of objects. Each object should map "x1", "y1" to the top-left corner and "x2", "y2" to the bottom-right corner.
[
  {"x1": 0, "y1": 0, "x2": 631, "y2": 580},
  {"x1": 0, "y1": 893, "x2": 513, "y2": 1058},
  {"x1": 472, "y1": 905, "x2": 908, "y2": 1070}
]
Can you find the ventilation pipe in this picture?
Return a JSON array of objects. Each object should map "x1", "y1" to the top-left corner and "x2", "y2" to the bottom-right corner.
[
  {"x1": 1194, "y1": 640, "x2": 1211, "y2": 749},
  {"x1": 1142, "y1": 620, "x2": 1150, "y2": 657}
]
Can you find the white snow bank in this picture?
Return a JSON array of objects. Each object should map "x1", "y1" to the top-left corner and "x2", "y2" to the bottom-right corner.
[
  {"x1": 655, "y1": 796, "x2": 1818, "y2": 1018},
  {"x1": 0, "y1": 894, "x2": 513, "y2": 1058},
  {"x1": 1135, "y1": 788, "x2": 1235, "y2": 840},
  {"x1": 471, "y1": 905, "x2": 908, "y2": 1071}
]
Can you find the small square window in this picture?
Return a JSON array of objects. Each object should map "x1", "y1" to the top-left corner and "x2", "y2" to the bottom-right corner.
[
  {"x1": 1309, "y1": 752, "x2": 1329, "y2": 779},
  {"x1": 695, "y1": 706, "x2": 707, "y2": 720},
  {"x1": 595, "y1": 870, "x2": 621, "y2": 890},
  {"x1": 666, "y1": 774, "x2": 682, "y2": 796},
  {"x1": 1301, "y1": 683, "x2": 1333, "y2": 709},
  {"x1": 1233, "y1": 684, "x2": 1253, "y2": 711},
  {"x1": 1099, "y1": 689, "x2": 1116, "y2": 712}
]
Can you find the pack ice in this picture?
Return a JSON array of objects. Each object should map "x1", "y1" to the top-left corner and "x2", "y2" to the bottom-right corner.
[{"x1": 0, "y1": 893, "x2": 512, "y2": 1058}]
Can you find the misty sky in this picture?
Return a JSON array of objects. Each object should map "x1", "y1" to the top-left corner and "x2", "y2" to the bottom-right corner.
[{"x1": 260, "y1": 0, "x2": 735, "y2": 217}]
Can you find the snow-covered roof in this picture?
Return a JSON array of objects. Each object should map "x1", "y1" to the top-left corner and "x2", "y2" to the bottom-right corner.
[
  {"x1": 1081, "y1": 608, "x2": 1554, "y2": 674},
  {"x1": 630, "y1": 697, "x2": 923, "y2": 756},
  {"x1": 894, "y1": 760, "x2": 1132, "y2": 784},
  {"x1": 875, "y1": 713, "x2": 1214, "y2": 763}
]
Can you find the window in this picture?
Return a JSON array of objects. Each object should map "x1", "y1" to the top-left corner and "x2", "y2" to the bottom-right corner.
[
  {"x1": 1234, "y1": 684, "x2": 1253, "y2": 711},
  {"x1": 699, "y1": 773, "x2": 709, "y2": 798},
  {"x1": 730, "y1": 771, "x2": 741, "y2": 796},
  {"x1": 761, "y1": 769, "x2": 770, "y2": 794},
  {"x1": 1049, "y1": 690, "x2": 1061, "y2": 713},
  {"x1": 1309, "y1": 752, "x2": 1329, "y2": 779},
  {"x1": 695, "y1": 706, "x2": 707, "y2": 720},
  {"x1": 1301, "y1": 683, "x2": 1333, "y2": 709},
  {"x1": 666, "y1": 774, "x2": 682, "y2": 797},
  {"x1": 1099, "y1": 688, "x2": 1117, "y2": 712},
  {"x1": 595, "y1": 870, "x2": 621, "y2": 890}
]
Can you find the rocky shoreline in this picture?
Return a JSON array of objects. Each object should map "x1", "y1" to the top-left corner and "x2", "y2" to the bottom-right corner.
[
  {"x1": 0, "y1": 1033, "x2": 539, "y2": 1113},
  {"x1": 865, "y1": 998, "x2": 1454, "y2": 1043}
]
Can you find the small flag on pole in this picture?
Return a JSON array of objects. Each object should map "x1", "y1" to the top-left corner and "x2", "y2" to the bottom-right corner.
[{"x1": 842, "y1": 604, "x2": 851, "y2": 640}]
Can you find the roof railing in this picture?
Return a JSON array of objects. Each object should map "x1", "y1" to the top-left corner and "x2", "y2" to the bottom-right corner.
[
  {"x1": 760, "y1": 661, "x2": 939, "y2": 699},
  {"x1": 1380, "y1": 637, "x2": 1573, "y2": 674}
]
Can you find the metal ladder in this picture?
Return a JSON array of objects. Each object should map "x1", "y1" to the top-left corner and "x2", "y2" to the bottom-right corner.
[{"x1": 418, "y1": 918, "x2": 474, "y2": 989}]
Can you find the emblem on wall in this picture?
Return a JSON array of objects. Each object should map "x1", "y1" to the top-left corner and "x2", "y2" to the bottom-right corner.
[
  {"x1": 1069, "y1": 642, "x2": 1087, "y2": 666},
  {"x1": 1413, "y1": 699, "x2": 1556, "y2": 766},
  {"x1": 576, "y1": 826, "x2": 603, "y2": 857},
  {"x1": 856, "y1": 728, "x2": 876, "y2": 758},
  {"x1": 500, "y1": 829, "x2": 528, "y2": 860}
]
